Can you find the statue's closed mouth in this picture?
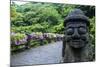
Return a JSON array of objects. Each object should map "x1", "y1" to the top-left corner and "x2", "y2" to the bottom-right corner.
[
  {"x1": 71, "y1": 40, "x2": 81, "y2": 45},
  {"x1": 72, "y1": 40, "x2": 80, "y2": 42}
]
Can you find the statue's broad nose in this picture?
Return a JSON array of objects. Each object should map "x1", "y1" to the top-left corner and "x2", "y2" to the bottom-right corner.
[{"x1": 72, "y1": 28, "x2": 80, "y2": 40}]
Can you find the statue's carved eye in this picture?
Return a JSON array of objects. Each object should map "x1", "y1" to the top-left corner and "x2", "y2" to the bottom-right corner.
[
  {"x1": 66, "y1": 28, "x2": 74, "y2": 35},
  {"x1": 78, "y1": 27, "x2": 87, "y2": 34}
]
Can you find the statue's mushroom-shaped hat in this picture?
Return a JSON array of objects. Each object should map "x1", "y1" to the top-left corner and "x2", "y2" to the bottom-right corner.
[{"x1": 64, "y1": 9, "x2": 90, "y2": 27}]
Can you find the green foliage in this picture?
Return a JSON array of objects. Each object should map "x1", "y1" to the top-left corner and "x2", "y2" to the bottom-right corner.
[
  {"x1": 30, "y1": 40, "x2": 40, "y2": 47},
  {"x1": 11, "y1": 33, "x2": 26, "y2": 41}
]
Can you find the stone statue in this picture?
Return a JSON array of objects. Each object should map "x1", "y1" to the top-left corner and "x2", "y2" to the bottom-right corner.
[{"x1": 62, "y1": 9, "x2": 94, "y2": 63}]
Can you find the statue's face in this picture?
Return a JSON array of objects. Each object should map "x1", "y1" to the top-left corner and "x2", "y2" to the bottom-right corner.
[{"x1": 65, "y1": 22, "x2": 89, "y2": 48}]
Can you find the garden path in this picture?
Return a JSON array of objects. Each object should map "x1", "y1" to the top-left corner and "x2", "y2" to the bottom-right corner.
[{"x1": 11, "y1": 41, "x2": 63, "y2": 66}]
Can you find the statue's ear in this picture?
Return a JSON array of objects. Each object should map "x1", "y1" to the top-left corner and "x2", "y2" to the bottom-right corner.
[
  {"x1": 64, "y1": 20, "x2": 66, "y2": 27},
  {"x1": 86, "y1": 26, "x2": 90, "y2": 33},
  {"x1": 64, "y1": 14, "x2": 68, "y2": 27}
]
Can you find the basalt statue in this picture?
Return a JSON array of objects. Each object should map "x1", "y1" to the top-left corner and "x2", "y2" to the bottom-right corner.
[{"x1": 62, "y1": 9, "x2": 94, "y2": 63}]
